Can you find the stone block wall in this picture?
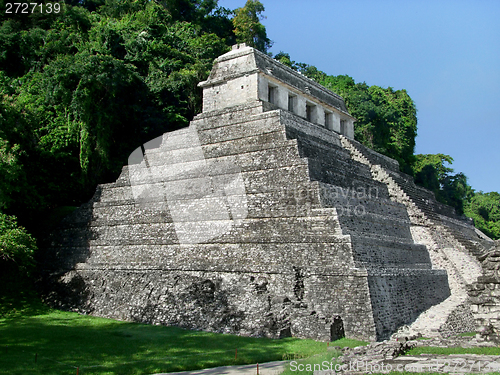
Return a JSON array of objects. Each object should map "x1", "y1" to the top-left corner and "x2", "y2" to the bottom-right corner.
[
  {"x1": 468, "y1": 242, "x2": 500, "y2": 333},
  {"x1": 367, "y1": 270, "x2": 450, "y2": 339}
]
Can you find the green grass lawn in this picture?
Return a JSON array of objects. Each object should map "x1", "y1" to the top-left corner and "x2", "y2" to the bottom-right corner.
[
  {"x1": 4, "y1": 289, "x2": 499, "y2": 375},
  {"x1": 0, "y1": 291, "x2": 365, "y2": 375}
]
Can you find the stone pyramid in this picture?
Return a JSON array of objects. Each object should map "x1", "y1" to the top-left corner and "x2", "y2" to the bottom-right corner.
[{"x1": 42, "y1": 44, "x2": 492, "y2": 341}]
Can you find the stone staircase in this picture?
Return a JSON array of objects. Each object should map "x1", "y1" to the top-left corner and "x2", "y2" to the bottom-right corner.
[
  {"x1": 385, "y1": 169, "x2": 485, "y2": 260},
  {"x1": 339, "y1": 135, "x2": 485, "y2": 336},
  {"x1": 283, "y1": 116, "x2": 450, "y2": 340}
]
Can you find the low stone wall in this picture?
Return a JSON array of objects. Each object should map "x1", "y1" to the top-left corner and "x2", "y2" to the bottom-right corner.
[{"x1": 318, "y1": 334, "x2": 500, "y2": 375}]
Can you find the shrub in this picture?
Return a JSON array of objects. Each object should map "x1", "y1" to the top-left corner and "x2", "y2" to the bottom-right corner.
[{"x1": 0, "y1": 212, "x2": 37, "y2": 278}]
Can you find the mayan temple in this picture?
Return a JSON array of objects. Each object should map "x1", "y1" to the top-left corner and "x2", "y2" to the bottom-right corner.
[{"x1": 41, "y1": 44, "x2": 496, "y2": 341}]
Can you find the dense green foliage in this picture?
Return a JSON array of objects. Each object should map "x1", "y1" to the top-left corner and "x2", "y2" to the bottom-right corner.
[
  {"x1": 411, "y1": 154, "x2": 499, "y2": 238},
  {"x1": 232, "y1": 0, "x2": 271, "y2": 52},
  {"x1": 413, "y1": 154, "x2": 455, "y2": 193},
  {"x1": 274, "y1": 53, "x2": 417, "y2": 174},
  {"x1": 464, "y1": 192, "x2": 500, "y2": 240},
  {"x1": 412, "y1": 154, "x2": 472, "y2": 215},
  {"x1": 0, "y1": 212, "x2": 36, "y2": 278},
  {"x1": 0, "y1": 0, "x2": 239, "y2": 229}
]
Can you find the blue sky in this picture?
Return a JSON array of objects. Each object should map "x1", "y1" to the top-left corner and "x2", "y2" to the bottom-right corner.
[{"x1": 219, "y1": 0, "x2": 500, "y2": 193}]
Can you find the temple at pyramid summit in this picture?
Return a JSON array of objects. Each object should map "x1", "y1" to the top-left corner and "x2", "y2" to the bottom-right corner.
[{"x1": 42, "y1": 44, "x2": 495, "y2": 341}]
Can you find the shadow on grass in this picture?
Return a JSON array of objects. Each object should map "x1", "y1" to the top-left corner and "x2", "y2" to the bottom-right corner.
[
  {"x1": 0, "y1": 306, "x2": 330, "y2": 375},
  {"x1": 0, "y1": 279, "x2": 52, "y2": 321}
]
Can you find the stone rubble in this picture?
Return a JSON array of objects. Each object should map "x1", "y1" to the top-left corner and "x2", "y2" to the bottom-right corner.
[{"x1": 314, "y1": 330, "x2": 499, "y2": 375}]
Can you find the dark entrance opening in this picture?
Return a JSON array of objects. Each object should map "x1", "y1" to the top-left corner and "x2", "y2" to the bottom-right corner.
[{"x1": 330, "y1": 315, "x2": 345, "y2": 341}]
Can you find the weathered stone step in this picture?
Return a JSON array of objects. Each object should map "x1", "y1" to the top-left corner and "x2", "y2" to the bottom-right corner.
[
  {"x1": 294, "y1": 134, "x2": 350, "y2": 158},
  {"x1": 51, "y1": 215, "x2": 344, "y2": 247},
  {"x1": 441, "y1": 220, "x2": 475, "y2": 235},
  {"x1": 318, "y1": 186, "x2": 415, "y2": 241},
  {"x1": 350, "y1": 235, "x2": 432, "y2": 267},
  {"x1": 433, "y1": 201, "x2": 461, "y2": 218},
  {"x1": 348, "y1": 231, "x2": 416, "y2": 246},
  {"x1": 391, "y1": 185, "x2": 437, "y2": 204},
  {"x1": 46, "y1": 241, "x2": 356, "y2": 274},
  {"x1": 202, "y1": 131, "x2": 290, "y2": 158},
  {"x1": 319, "y1": 185, "x2": 409, "y2": 219},
  {"x1": 137, "y1": 112, "x2": 284, "y2": 156},
  {"x1": 336, "y1": 212, "x2": 414, "y2": 242},
  {"x1": 301, "y1": 146, "x2": 374, "y2": 180},
  {"x1": 281, "y1": 110, "x2": 346, "y2": 152},
  {"x1": 300, "y1": 147, "x2": 371, "y2": 178},
  {"x1": 118, "y1": 137, "x2": 297, "y2": 187},
  {"x1": 451, "y1": 233, "x2": 482, "y2": 248},
  {"x1": 91, "y1": 181, "x2": 321, "y2": 218},
  {"x1": 104, "y1": 163, "x2": 311, "y2": 195},
  {"x1": 348, "y1": 138, "x2": 400, "y2": 172},
  {"x1": 197, "y1": 111, "x2": 283, "y2": 145},
  {"x1": 87, "y1": 190, "x2": 324, "y2": 226},
  {"x1": 312, "y1": 161, "x2": 374, "y2": 185},
  {"x1": 444, "y1": 230, "x2": 485, "y2": 257},
  {"x1": 307, "y1": 160, "x2": 391, "y2": 199},
  {"x1": 140, "y1": 144, "x2": 303, "y2": 175},
  {"x1": 409, "y1": 294, "x2": 467, "y2": 337},
  {"x1": 322, "y1": 197, "x2": 406, "y2": 218},
  {"x1": 191, "y1": 101, "x2": 272, "y2": 130},
  {"x1": 366, "y1": 266, "x2": 448, "y2": 280},
  {"x1": 118, "y1": 132, "x2": 297, "y2": 187},
  {"x1": 143, "y1": 131, "x2": 291, "y2": 160},
  {"x1": 287, "y1": 127, "x2": 349, "y2": 157}
]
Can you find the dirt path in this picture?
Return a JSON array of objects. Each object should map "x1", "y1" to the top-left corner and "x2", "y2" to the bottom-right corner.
[{"x1": 152, "y1": 360, "x2": 286, "y2": 375}]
